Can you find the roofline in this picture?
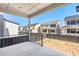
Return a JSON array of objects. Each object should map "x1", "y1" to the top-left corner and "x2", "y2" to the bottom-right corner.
[
  {"x1": 4, "y1": 18, "x2": 19, "y2": 25},
  {"x1": 41, "y1": 20, "x2": 60, "y2": 25},
  {"x1": 64, "y1": 14, "x2": 79, "y2": 21}
]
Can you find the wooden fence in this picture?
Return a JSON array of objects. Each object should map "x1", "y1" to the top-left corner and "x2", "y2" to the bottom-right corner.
[{"x1": 46, "y1": 34, "x2": 79, "y2": 43}]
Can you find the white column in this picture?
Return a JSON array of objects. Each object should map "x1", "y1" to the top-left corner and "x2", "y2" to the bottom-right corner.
[{"x1": 28, "y1": 18, "x2": 31, "y2": 42}]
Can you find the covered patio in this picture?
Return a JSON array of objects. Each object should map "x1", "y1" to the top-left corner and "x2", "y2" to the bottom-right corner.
[
  {"x1": 0, "y1": 42, "x2": 64, "y2": 56},
  {"x1": 0, "y1": 3, "x2": 69, "y2": 56}
]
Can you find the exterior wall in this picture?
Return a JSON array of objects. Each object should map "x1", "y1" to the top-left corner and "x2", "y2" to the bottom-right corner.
[
  {"x1": 0, "y1": 14, "x2": 19, "y2": 37},
  {"x1": 32, "y1": 24, "x2": 40, "y2": 33},
  {"x1": 40, "y1": 20, "x2": 61, "y2": 34},
  {"x1": 0, "y1": 15, "x2": 4, "y2": 37},
  {"x1": 40, "y1": 25, "x2": 48, "y2": 34},
  {"x1": 18, "y1": 26, "x2": 25, "y2": 35},
  {"x1": 63, "y1": 27, "x2": 79, "y2": 35},
  {"x1": 40, "y1": 24, "x2": 58, "y2": 34},
  {"x1": 4, "y1": 20, "x2": 19, "y2": 36},
  {"x1": 22, "y1": 24, "x2": 41, "y2": 34},
  {"x1": 49, "y1": 28, "x2": 57, "y2": 34},
  {"x1": 65, "y1": 19, "x2": 79, "y2": 25},
  {"x1": 56, "y1": 21, "x2": 61, "y2": 34},
  {"x1": 63, "y1": 16, "x2": 79, "y2": 35}
]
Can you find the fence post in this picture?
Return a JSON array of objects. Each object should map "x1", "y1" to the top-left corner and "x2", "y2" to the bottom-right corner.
[{"x1": 41, "y1": 34, "x2": 43, "y2": 47}]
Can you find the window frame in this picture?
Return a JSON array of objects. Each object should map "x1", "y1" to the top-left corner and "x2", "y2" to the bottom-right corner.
[
  {"x1": 50, "y1": 24, "x2": 56, "y2": 27},
  {"x1": 71, "y1": 20, "x2": 76, "y2": 25},
  {"x1": 50, "y1": 29, "x2": 55, "y2": 33},
  {"x1": 42, "y1": 29, "x2": 47, "y2": 33},
  {"x1": 67, "y1": 29, "x2": 71, "y2": 33}
]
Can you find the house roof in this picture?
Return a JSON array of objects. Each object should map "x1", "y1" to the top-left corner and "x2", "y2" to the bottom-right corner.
[
  {"x1": 0, "y1": 14, "x2": 19, "y2": 25},
  {"x1": 4, "y1": 18, "x2": 19, "y2": 25},
  {"x1": 24, "y1": 23, "x2": 39, "y2": 28},
  {"x1": 41, "y1": 20, "x2": 59, "y2": 25},
  {"x1": 30, "y1": 23, "x2": 39, "y2": 26},
  {"x1": 65, "y1": 15, "x2": 79, "y2": 21}
]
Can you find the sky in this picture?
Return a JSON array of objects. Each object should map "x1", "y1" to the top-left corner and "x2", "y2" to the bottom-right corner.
[{"x1": 3, "y1": 3, "x2": 79, "y2": 26}]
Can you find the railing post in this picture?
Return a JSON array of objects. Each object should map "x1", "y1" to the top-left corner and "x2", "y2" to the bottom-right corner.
[{"x1": 41, "y1": 34, "x2": 43, "y2": 47}]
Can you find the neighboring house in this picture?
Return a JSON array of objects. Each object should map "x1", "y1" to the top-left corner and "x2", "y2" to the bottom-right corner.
[
  {"x1": 61, "y1": 26, "x2": 65, "y2": 35},
  {"x1": 22, "y1": 23, "x2": 40, "y2": 33},
  {"x1": 40, "y1": 20, "x2": 61, "y2": 34},
  {"x1": 31, "y1": 24, "x2": 41, "y2": 33},
  {"x1": 18, "y1": 26, "x2": 24, "y2": 35},
  {"x1": 0, "y1": 14, "x2": 19, "y2": 37},
  {"x1": 63, "y1": 15, "x2": 79, "y2": 36}
]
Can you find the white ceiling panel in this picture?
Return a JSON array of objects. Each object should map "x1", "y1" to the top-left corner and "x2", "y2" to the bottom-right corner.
[
  {"x1": 0, "y1": 3, "x2": 69, "y2": 18},
  {"x1": 35, "y1": 3, "x2": 51, "y2": 10},
  {"x1": 26, "y1": 7, "x2": 39, "y2": 15}
]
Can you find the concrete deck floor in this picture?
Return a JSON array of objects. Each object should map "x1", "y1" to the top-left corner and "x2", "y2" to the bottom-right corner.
[{"x1": 0, "y1": 42, "x2": 65, "y2": 56}]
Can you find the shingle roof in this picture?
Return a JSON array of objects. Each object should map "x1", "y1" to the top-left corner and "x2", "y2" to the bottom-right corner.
[
  {"x1": 41, "y1": 20, "x2": 59, "y2": 25},
  {"x1": 65, "y1": 15, "x2": 79, "y2": 21}
]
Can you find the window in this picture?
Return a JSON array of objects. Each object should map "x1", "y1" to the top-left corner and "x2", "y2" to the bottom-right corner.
[
  {"x1": 67, "y1": 29, "x2": 70, "y2": 33},
  {"x1": 77, "y1": 30, "x2": 79, "y2": 33},
  {"x1": 71, "y1": 29, "x2": 76, "y2": 33},
  {"x1": 71, "y1": 20, "x2": 75, "y2": 25},
  {"x1": 50, "y1": 24, "x2": 56, "y2": 27},
  {"x1": 46, "y1": 24, "x2": 48, "y2": 27},
  {"x1": 50, "y1": 29, "x2": 55, "y2": 32},
  {"x1": 67, "y1": 21, "x2": 70, "y2": 25},
  {"x1": 77, "y1": 20, "x2": 79, "y2": 24},
  {"x1": 41, "y1": 25, "x2": 43, "y2": 27},
  {"x1": 76, "y1": 5, "x2": 79, "y2": 12},
  {"x1": 42, "y1": 29, "x2": 47, "y2": 32}
]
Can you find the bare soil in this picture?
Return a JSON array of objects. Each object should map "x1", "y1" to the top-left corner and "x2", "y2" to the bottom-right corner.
[{"x1": 43, "y1": 38, "x2": 79, "y2": 56}]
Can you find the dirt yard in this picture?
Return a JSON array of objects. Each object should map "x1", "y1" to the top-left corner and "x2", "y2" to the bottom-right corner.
[{"x1": 43, "y1": 38, "x2": 79, "y2": 56}]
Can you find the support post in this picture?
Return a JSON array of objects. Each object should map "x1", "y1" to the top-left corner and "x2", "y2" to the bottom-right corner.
[
  {"x1": 28, "y1": 18, "x2": 31, "y2": 42},
  {"x1": 41, "y1": 34, "x2": 43, "y2": 47}
]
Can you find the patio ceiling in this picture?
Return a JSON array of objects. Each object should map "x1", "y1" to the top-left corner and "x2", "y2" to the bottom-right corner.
[{"x1": 0, "y1": 3, "x2": 69, "y2": 18}]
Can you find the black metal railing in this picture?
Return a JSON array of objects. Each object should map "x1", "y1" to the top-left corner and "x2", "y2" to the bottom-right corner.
[
  {"x1": 0, "y1": 33, "x2": 43, "y2": 48},
  {"x1": 0, "y1": 35, "x2": 29, "y2": 48}
]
